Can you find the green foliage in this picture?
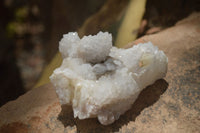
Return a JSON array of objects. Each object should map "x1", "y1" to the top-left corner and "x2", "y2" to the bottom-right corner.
[
  {"x1": 6, "y1": 6, "x2": 28, "y2": 38},
  {"x1": 15, "y1": 6, "x2": 28, "y2": 22}
]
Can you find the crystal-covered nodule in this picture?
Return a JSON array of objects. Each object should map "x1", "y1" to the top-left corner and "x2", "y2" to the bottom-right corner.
[{"x1": 50, "y1": 32, "x2": 168, "y2": 125}]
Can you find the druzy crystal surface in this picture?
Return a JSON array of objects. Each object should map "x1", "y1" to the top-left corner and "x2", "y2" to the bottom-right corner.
[{"x1": 50, "y1": 31, "x2": 168, "y2": 125}]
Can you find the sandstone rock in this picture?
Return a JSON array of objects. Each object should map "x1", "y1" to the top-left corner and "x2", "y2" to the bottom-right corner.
[{"x1": 0, "y1": 13, "x2": 200, "y2": 132}]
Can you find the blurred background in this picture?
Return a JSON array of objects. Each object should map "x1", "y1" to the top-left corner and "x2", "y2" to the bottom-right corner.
[{"x1": 0, "y1": 0, "x2": 199, "y2": 106}]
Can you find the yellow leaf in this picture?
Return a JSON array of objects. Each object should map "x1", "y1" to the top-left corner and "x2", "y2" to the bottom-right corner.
[{"x1": 115, "y1": 0, "x2": 146, "y2": 48}]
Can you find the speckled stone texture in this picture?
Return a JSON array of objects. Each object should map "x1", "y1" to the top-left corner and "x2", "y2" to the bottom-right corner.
[{"x1": 0, "y1": 13, "x2": 200, "y2": 133}]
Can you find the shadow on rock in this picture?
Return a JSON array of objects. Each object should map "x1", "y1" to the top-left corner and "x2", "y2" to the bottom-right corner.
[{"x1": 58, "y1": 79, "x2": 168, "y2": 132}]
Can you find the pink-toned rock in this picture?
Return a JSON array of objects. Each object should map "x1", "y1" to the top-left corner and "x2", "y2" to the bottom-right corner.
[{"x1": 0, "y1": 13, "x2": 200, "y2": 133}]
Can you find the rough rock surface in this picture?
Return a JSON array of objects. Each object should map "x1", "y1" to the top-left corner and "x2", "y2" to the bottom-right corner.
[{"x1": 0, "y1": 13, "x2": 200, "y2": 132}]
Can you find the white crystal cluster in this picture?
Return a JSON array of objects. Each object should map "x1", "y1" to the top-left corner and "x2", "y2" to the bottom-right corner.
[{"x1": 50, "y1": 31, "x2": 168, "y2": 125}]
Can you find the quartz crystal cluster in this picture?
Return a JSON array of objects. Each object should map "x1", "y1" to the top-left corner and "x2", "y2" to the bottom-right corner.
[{"x1": 50, "y1": 31, "x2": 168, "y2": 125}]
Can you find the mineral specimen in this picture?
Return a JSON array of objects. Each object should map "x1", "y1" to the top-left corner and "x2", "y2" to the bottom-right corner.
[{"x1": 50, "y1": 31, "x2": 168, "y2": 125}]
